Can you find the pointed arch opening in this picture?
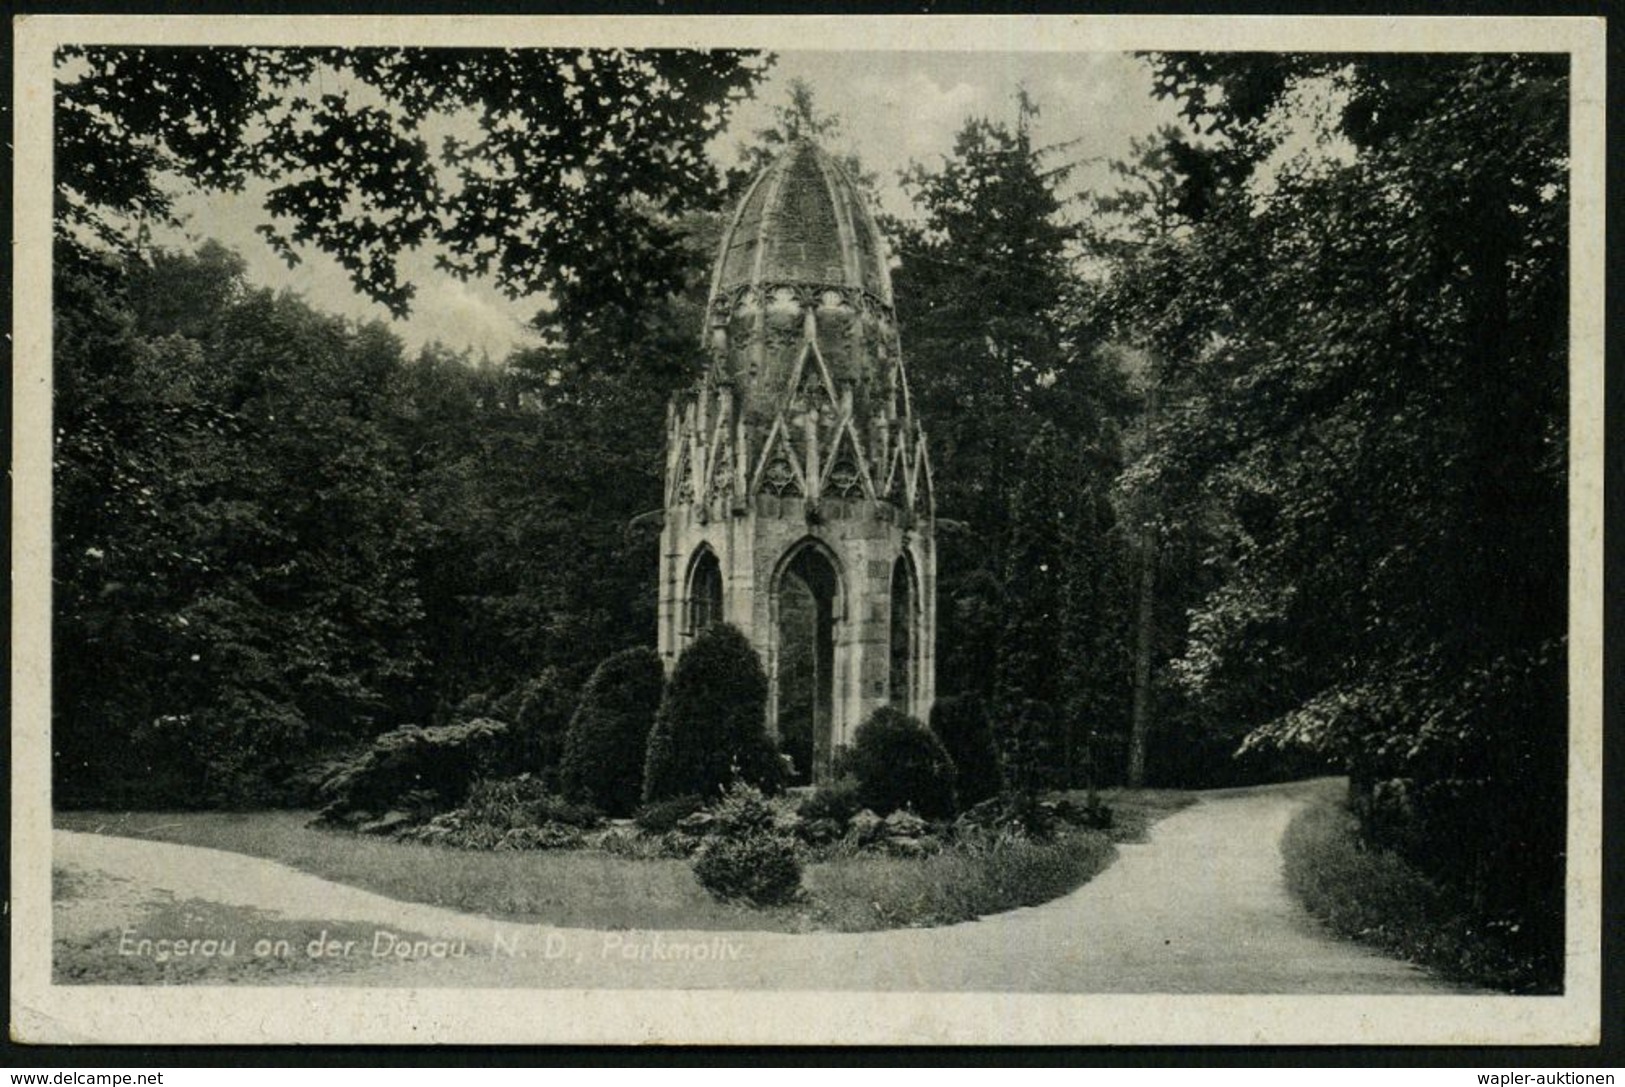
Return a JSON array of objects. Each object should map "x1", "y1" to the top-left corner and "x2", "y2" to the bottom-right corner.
[
  {"x1": 685, "y1": 545, "x2": 723, "y2": 637},
  {"x1": 890, "y1": 552, "x2": 919, "y2": 717},
  {"x1": 773, "y1": 539, "x2": 842, "y2": 785}
]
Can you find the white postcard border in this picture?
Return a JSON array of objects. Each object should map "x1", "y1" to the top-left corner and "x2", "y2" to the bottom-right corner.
[{"x1": 11, "y1": 12, "x2": 1605, "y2": 1047}]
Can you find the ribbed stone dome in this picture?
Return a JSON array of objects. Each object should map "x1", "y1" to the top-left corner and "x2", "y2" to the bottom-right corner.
[
  {"x1": 709, "y1": 139, "x2": 893, "y2": 308},
  {"x1": 702, "y1": 139, "x2": 905, "y2": 430}
]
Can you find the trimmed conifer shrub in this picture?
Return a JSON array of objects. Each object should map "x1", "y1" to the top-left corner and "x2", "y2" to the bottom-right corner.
[
  {"x1": 1000, "y1": 698, "x2": 1064, "y2": 795},
  {"x1": 642, "y1": 623, "x2": 779, "y2": 802},
  {"x1": 847, "y1": 706, "x2": 958, "y2": 819},
  {"x1": 558, "y1": 647, "x2": 665, "y2": 816},
  {"x1": 509, "y1": 667, "x2": 576, "y2": 777},
  {"x1": 929, "y1": 694, "x2": 1003, "y2": 806}
]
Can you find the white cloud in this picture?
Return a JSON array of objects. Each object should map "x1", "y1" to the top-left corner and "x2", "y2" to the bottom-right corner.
[
  {"x1": 161, "y1": 179, "x2": 538, "y2": 360},
  {"x1": 725, "y1": 51, "x2": 1184, "y2": 220},
  {"x1": 407, "y1": 272, "x2": 540, "y2": 362}
]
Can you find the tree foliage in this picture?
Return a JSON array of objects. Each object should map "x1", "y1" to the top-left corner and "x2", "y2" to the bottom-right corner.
[
  {"x1": 1091, "y1": 53, "x2": 1568, "y2": 986},
  {"x1": 994, "y1": 422, "x2": 1135, "y2": 785},
  {"x1": 56, "y1": 46, "x2": 766, "y2": 329},
  {"x1": 891, "y1": 94, "x2": 1082, "y2": 557},
  {"x1": 728, "y1": 77, "x2": 877, "y2": 196},
  {"x1": 54, "y1": 244, "x2": 425, "y2": 807},
  {"x1": 391, "y1": 346, "x2": 670, "y2": 718},
  {"x1": 891, "y1": 94, "x2": 1135, "y2": 780},
  {"x1": 928, "y1": 694, "x2": 1003, "y2": 806},
  {"x1": 52, "y1": 46, "x2": 765, "y2": 809}
]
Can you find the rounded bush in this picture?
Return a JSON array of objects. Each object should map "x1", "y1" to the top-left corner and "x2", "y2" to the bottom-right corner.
[
  {"x1": 847, "y1": 706, "x2": 958, "y2": 819},
  {"x1": 692, "y1": 833, "x2": 803, "y2": 906},
  {"x1": 558, "y1": 647, "x2": 665, "y2": 816},
  {"x1": 317, "y1": 718, "x2": 511, "y2": 820},
  {"x1": 643, "y1": 623, "x2": 780, "y2": 802},
  {"x1": 930, "y1": 694, "x2": 1003, "y2": 806},
  {"x1": 797, "y1": 775, "x2": 863, "y2": 825}
]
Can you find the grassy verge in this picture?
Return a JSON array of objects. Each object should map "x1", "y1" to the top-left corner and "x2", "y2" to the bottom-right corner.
[
  {"x1": 57, "y1": 810, "x2": 804, "y2": 932},
  {"x1": 1065, "y1": 787, "x2": 1197, "y2": 843},
  {"x1": 57, "y1": 789, "x2": 1193, "y2": 935},
  {"x1": 807, "y1": 830, "x2": 1115, "y2": 931},
  {"x1": 54, "y1": 892, "x2": 435, "y2": 986},
  {"x1": 1280, "y1": 792, "x2": 1554, "y2": 993}
]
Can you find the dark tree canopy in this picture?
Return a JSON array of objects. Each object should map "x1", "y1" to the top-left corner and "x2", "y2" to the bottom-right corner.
[
  {"x1": 891, "y1": 93, "x2": 1136, "y2": 784},
  {"x1": 1090, "y1": 52, "x2": 1569, "y2": 988},
  {"x1": 54, "y1": 244, "x2": 425, "y2": 807},
  {"x1": 928, "y1": 694, "x2": 1003, "y2": 806},
  {"x1": 56, "y1": 46, "x2": 768, "y2": 328}
]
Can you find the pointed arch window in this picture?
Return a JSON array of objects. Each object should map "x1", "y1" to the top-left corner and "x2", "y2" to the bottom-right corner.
[
  {"x1": 775, "y1": 540, "x2": 841, "y2": 785},
  {"x1": 890, "y1": 553, "x2": 918, "y2": 716},
  {"x1": 687, "y1": 548, "x2": 723, "y2": 635}
]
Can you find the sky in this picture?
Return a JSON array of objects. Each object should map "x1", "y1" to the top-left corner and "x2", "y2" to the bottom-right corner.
[{"x1": 159, "y1": 50, "x2": 1185, "y2": 360}]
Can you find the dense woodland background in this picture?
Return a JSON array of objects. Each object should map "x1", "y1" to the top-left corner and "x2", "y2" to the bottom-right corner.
[{"x1": 51, "y1": 48, "x2": 1568, "y2": 983}]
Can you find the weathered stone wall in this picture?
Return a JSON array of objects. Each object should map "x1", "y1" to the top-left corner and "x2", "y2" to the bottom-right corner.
[{"x1": 658, "y1": 484, "x2": 935, "y2": 775}]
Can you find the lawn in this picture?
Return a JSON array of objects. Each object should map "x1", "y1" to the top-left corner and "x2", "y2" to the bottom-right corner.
[
  {"x1": 53, "y1": 891, "x2": 415, "y2": 986},
  {"x1": 56, "y1": 809, "x2": 795, "y2": 932},
  {"x1": 55, "y1": 788, "x2": 1195, "y2": 935},
  {"x1": 806, "y1": 828, "x2": 1114, "y2": 931}
]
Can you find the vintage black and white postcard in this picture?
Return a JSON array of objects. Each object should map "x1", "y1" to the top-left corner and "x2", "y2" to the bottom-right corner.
[{"x1": 9, "y1": 12, "x2": 1605, "y2": 1045}]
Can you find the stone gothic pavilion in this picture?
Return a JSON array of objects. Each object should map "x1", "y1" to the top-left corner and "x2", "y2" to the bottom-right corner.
[{"x1": 657, "y1": 138, "x2": 937, "y2": 785}]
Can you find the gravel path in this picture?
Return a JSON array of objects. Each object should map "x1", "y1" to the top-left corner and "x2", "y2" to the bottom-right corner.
[{"x1": 52, "y1": 778, "x2": 1463, "y2": 992}]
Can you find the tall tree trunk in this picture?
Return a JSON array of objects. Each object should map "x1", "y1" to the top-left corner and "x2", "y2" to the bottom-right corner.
[
  {"x1": 1125, "y1": 379, "x2": 1162, "y2": 789},
  {"x1": 1127, "y1": 528, "x2": 1156, "y2": 788}
]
